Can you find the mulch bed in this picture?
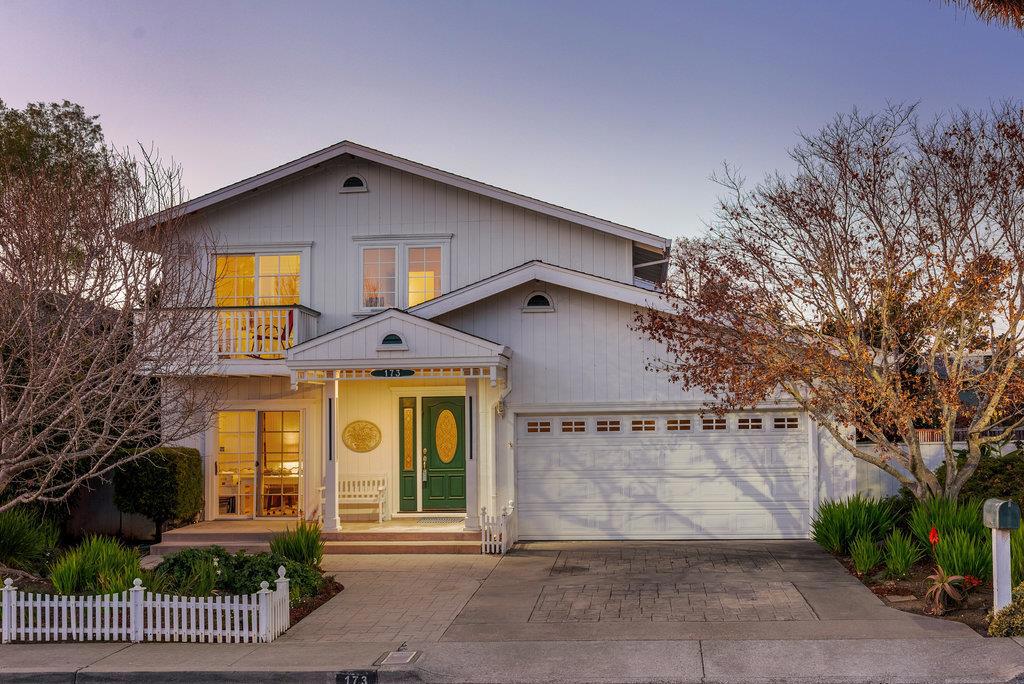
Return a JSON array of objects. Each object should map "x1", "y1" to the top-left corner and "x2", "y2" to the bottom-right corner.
[
  {"x1": 290, "y1": 576, "x2": 343, "y2": 624},
  {"x1": 837, "y1": 557, "x2": 992, "y2": 635}
]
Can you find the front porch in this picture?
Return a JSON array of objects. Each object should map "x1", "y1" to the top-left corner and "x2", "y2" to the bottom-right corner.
[{"x1": 153, "y1": 517, "x2": 481, "y2": 556}]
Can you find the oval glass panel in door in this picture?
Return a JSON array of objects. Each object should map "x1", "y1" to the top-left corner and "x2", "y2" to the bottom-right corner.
[{"x1": 435, "y1": 409, "x2": 459, "y2": 463}]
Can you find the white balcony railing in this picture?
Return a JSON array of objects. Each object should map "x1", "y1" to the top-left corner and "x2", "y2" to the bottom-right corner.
[{"x1": 214, "y1": 305, "x2": 319, "y2": 360}]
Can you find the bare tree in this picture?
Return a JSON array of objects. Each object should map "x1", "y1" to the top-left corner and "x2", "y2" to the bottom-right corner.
[
  {"x1": 943, "y1": 0, "x2": 1024, "y2": 30},
  {"x1": 636, "y1": 103, "x2": 1024, "y2": 500},
  {"x1": 0, "y1": 141, "x2": 220, "y2": 511}
]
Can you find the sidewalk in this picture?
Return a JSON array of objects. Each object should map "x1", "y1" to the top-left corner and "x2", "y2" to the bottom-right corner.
[{"x1": 3, "y1": 637, "x2": 1024, "y2": 683}]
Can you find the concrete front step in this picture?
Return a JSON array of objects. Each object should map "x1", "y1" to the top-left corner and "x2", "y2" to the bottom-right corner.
[
  {"x1": 324, "y1": 540, "x2": 482, "y2": 554},
  {"x1": 151, "y1": 537, "x2": 483, "y2": 556}
]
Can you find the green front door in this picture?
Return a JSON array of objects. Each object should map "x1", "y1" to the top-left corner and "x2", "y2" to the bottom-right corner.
[{"x1": 421, "y1": 397, "x2": 466, "y2": 511}]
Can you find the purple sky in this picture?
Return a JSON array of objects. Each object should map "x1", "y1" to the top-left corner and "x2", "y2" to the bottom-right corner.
[{"x1": 2, "y1": 1, "x2": 1022, "y2": 237}]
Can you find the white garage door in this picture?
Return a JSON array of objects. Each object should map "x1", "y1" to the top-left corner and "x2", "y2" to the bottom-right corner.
[{"x1": 515, "y1": 413, "x2": 810, "y2": 540}]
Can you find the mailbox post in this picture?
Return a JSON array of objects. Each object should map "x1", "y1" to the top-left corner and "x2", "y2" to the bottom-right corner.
[{"x1": 983, "y1": 498, "x2": 1021, "y2": 612}]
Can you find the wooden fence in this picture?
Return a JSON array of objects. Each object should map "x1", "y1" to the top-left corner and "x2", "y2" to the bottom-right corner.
[{"x1": 1, "y1": 566, "x2": 290, "y2": 644}]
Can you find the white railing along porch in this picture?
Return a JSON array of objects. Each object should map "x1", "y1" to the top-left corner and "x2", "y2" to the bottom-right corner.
[
  {"x1": 481, "y1": 501, "x2": 517, "y2": 555},
  {"x1": 1, "y1": 567, "x2": 290, "y2": 644},
  {"x1": 214, "y1": 305, "x2": 319, "y2": 360}
]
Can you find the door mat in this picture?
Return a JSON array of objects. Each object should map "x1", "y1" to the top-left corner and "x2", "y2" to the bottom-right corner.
[{"x1": 416, "y1": 517, "x2": 464, "y2": 525}]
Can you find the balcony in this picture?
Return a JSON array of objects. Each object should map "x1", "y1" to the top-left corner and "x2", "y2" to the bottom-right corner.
[{"x1": 214, "y1": 305, "x2": 320, "y2": 360}]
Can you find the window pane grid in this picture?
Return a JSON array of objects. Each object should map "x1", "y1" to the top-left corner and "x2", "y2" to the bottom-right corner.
[
  {"x1": 738, "y1": 417, "x2": 763, "y2": 430},
  {"x1": 362, "y1": 247, "x2": 397, "y2": 308},
  {"x1": 561, "y1": 420, "x2": 586, "y2": 433},
  {"x1": 667, "y1": 418, "x2": 691, "y2": 431},
  {"x1": 407, "y1": 246, "x2": 442, "y2": 307},
  {"x1": 702, "y1": 417, "x2": 727, "y2": 431}
]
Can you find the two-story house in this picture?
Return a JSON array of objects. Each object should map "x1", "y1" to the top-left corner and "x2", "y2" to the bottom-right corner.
[{"x1": 155, "y1": 141, "x2": 855, "y2": 553}]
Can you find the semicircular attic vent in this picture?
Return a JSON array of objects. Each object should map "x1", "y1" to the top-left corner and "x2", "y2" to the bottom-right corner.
[{"x1": 340, "y1": 174, "x2": 368, "y2": 193}]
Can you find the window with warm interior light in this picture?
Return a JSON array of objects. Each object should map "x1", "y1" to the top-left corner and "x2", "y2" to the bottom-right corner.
[
  {"x1": 596, "y1": 419, "x2": 621, "y2": 432},
  {"x1": 631, "y1": 419, "x2": 656, "y2": 432},
  {"x1": 407, "y1": 246, "x2": 442, "y2": 307},
  {"x1": 667, "y1": 418, "x2": 691, "y2": 431},
  {"x1": 526, "y1": 420, "x2": 551, "y2": 433},
  {"x1": 214, "y1": 253, "x2": 301, "y2": 359},
  {"x1": 360, "y1": 243, "x2": 444, "y2": 309}
]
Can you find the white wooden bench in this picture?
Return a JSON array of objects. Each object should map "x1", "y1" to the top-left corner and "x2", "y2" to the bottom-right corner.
[{"x1": 337, "y1": 476, "x2": 389, "y2": 523}]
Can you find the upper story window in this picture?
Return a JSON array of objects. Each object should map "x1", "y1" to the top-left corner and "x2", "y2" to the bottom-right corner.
[
  {"x1": 360, "y1": 242, "x2": 445, "y2": 310},
  {"x1": 215, "y1": 253, "x2": 300, "y2": 307}
]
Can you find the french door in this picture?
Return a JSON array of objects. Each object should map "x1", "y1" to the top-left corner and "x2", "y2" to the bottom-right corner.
[{"x1": 216, "y1": 410, "x2": 302, "y2": 518}]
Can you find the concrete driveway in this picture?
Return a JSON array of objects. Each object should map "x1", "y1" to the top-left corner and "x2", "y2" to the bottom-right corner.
[{"x1": 284, "y1": 540, "x2": 974, "y2": 644}]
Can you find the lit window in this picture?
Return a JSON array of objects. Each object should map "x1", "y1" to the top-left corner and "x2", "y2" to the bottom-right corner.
[
  {"x1": 215, "y1": 254, "x2": 255, "y2": 307},
  {"x1": 527, "y1": 420, "x2": 551, "y2": 433},
  {"x1": 774, "y1": 416, "x2": 799, "y2": 429},
  {"x1": 407, "y1": 246, "x2": 442, "y2": 307},
  {"x1": 362, "y1": 247, "x2": 397, "y2": 308},
  {"x1": 596, "y1": 419, "x2": 620, "y2": 432},
  {"x1": 631, "y1": 419, "x2": 656, "y2": 432},
  {"x1": 738, "y1": 417, "x2": 763, "y2": 430},
  {"x1": 561, "y1": 420, "x2": 586, "y2": 433},
  {"x1": 256, "y1": 254, "x2": 300, "y2": 305},
  {"x1": 702, "y1": 417, "x2": 727, "y2": 431},
  {"x1": 667, "y1": 418, "x2": 691, "y2": 431}
]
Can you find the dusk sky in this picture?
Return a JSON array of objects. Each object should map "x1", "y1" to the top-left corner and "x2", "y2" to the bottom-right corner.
[{"x1": 2, "y1": 0, "x2": 1023, "y2": 237}]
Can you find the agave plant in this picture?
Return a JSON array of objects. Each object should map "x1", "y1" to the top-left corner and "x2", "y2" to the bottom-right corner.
[{"x1": 924, "y1": 565, "x2": 965, "y2": 615}]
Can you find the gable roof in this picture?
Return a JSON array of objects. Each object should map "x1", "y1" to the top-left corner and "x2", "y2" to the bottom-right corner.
[
  {"x1": 162, "y1": 140, "x2": 669, "y2": 250},
  {"x1": 286, "y1": 308, "x2": 510, "y2": 369},
  {"x1": 409, "y1": 260, "x2": 672, "y2": 319}
]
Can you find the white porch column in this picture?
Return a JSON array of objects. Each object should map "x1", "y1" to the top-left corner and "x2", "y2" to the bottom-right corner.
[
  {"x1": 463, "y1": 378, "x2": 481, "y2": 531},
  {"x1": 322, "y1": 382, "x2": 341, "y2": 532}
]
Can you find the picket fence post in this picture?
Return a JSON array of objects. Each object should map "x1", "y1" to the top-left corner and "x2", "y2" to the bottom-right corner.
[
  {"x1": 2, "y1": 578, "x2": 14, "y2": 643},
  {"x1": 275, "y1": 565, "x2": 289, "y2": 638},
  {"x1": 129, "y1": 579, "x2": 144, "y2": 642},
  {"x1": 257, "y1": 581, "x2": 272, "y2": 642}
]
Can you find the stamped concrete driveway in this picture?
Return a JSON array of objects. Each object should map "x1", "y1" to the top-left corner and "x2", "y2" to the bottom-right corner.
[{"x1": 285, "y1": 540, "x2": 975, "y2": 645}]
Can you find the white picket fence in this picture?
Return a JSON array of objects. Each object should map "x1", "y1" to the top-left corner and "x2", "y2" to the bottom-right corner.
[
  {"x1": 1, "y1": 566, "x2": 290, "y2": 644},
  {"x1": 481, "y1": 501, "x2": 517, "y2": 554}
]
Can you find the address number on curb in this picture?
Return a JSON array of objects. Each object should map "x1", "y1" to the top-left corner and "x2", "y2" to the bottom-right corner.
[{"x1": 337, "y1": 672, "x2": 377, "y2": 684}]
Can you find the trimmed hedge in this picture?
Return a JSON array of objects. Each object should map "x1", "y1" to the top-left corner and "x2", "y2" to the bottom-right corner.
[{"x1": 113, "y1": 447, "x2": 202, "y2": 542}]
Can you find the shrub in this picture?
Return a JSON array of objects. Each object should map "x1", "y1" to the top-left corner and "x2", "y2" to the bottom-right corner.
[
  {"x1": 1013, "y1": 527, "x2": 1024, "y2": 586},
  {"x1": 50, "y1": 536, "x2": 141, "y2": 595},
  {"x1": 908, "y1": 496, "x2": 984, "y2": 551},
  {"x1": 850, "y1": 533, "x2": 883, "y2": 574},
  {"x1": 811, "y1": 494, "x2": 894, "y2": 555},
  {"x1": 936, "y1": 448, "x2": 1024, "y2": 504},
  {"x1": 989, "y1": 582, "x2": 1024, "y2": 637},
  {"x1": 270, "y1": 520, "x2": 324, "y2": 567},
  {"x1": 0, "y1": 508, "x2": 59, "y2": 573},
  {"x1": 153, "y1": 546, "x2": 229, "y2": 596},
  {"x1": 932, "y1": 528, "x2": 992, "y2": 581},
  {"x1": 884, "y1": 529, "x2": 923, "y2": 579},
  {"x1": 221, "y1": 551, "x2": 323, "y2": 604},
  {"x1": 113, "y1": 447, "x2": 202, "y2": 542}
]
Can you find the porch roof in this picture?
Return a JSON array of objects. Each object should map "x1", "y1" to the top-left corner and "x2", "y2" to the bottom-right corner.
[{"x1": 285, "y1": 309, "x2": 510, "y2": 373}]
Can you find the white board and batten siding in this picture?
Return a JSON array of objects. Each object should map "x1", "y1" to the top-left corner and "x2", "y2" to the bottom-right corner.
[
  {"x1": 194, "y1": 159, "x2": 635, "y2": 333},
  {"x1": 514, "y1": 413, "x2": 811, "y2": 540}
]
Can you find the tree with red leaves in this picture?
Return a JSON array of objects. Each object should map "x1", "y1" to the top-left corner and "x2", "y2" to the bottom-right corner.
[{"x1": 636, "y1": 104, "x2": 1024, "y2": 500}]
